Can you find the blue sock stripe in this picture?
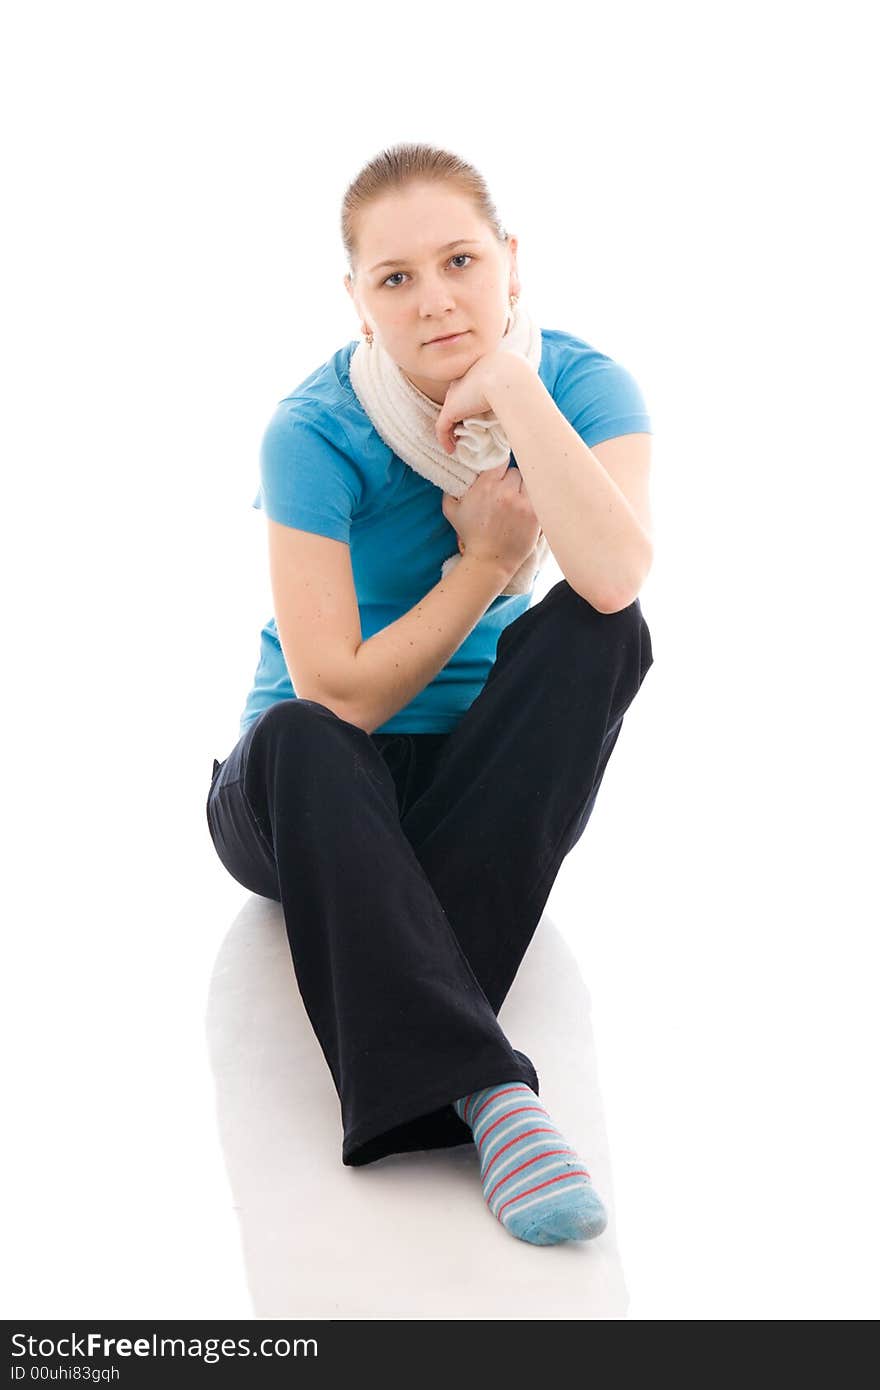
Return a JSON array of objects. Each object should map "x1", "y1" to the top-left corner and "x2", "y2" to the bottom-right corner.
[
  {"x1": 496, "y1": 1171, "x2": 595, "y2": 1226},
  {"x1": 471, "y1": 1100, "x2": 549, "y2": 1150},
  {"x1": 480, "y1": 1125, "x2": 560, "y2": 1176},
  {"x1": 465, "y1": 1084, "x2": 533, "y2": 1131},
  {"x1": 486, "y1": 1142, "x2": 580, "y2": 1192},
  {"x1": 485, "y1": 1135, "x2": 571, "y2": 1184},
  {"x1": 476, "y1": 1108, "x2": 557, "y2": 1158},
  {"x1": 489, "y1": 1158, "x2": 587, "y2": 1216}
]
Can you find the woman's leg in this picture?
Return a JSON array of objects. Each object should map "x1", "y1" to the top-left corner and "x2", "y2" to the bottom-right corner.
[
  {"x1": 205, "y1": 702, "x2": 540, "y2": 1168},
  {"x1": 400, "y1": 578, "x2": 654, "y2": 1016},
  {"x1": 348, "y1": 580, "x2": 653, "y2": 1170}
]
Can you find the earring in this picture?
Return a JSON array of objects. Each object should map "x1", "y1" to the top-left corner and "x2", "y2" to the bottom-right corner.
[
  {"x1": 510, "y1": 294, "x2": 519, "y2": 309},
  {"x1": 363, "y1": 326, "x2": 374, "y2": 346}
]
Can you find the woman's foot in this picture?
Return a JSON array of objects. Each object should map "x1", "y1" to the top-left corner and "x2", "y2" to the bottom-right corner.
[{"x1": 453, "y1": 1083, "x2": 607, "y2": 1245}]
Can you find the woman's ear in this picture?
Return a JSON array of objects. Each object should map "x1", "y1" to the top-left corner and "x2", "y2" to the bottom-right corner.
[{"x1": 507, "y1": 237, "x2": 521, "y2": 301}]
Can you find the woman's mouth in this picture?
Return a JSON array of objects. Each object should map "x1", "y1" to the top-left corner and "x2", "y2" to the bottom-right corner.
[{"x1": 425, "y1": 331, "x2": 470, "y2": 347}]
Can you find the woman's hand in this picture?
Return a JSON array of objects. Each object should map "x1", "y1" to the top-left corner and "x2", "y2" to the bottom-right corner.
[
  {"x1": 442, "y1": 462, "x2": 542, "y2": 578},
  {"x1": 434, "y1": 350, "x2": 506, "y2": 454}
]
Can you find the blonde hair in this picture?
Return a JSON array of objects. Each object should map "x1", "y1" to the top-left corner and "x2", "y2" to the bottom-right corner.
[{"x1": 342, "y1": 142, "x2": 509, "y2": 282}]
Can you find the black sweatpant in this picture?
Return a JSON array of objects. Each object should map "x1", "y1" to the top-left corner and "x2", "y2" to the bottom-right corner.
[{"x1": 205, "y1": 578, "x2": 654, "y2": 1167}]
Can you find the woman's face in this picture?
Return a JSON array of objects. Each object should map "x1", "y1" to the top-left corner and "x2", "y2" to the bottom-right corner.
[{"x1": 345, "y1": 183, "x2": 520, "y2": 404}]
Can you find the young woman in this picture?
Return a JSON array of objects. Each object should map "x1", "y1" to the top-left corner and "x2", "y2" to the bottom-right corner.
[{"x1": 205, "y1": 142, "x2": 655, "y2": 1247}]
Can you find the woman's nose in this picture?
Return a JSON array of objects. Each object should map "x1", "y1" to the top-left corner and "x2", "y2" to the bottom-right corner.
[{"x1": 418, "y1": 284, "x2": 457, "y2": 316}]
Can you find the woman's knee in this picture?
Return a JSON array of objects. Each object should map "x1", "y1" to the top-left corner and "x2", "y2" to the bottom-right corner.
[
  {"x1": 543, "y1": 579, "x2": 649, "y2": 657},
  {"x1": 250, "y1": 697, "x2": 377, "y2": 776},
  {"x1": 524, "y1": 585, "x2": 653, "y2": 721},
  {"x1": 251, "y1": 696, "x2": 400, "y2": 812},
  {"x1": 255, "y1": 696, "x2": 357, "y2": 738}
]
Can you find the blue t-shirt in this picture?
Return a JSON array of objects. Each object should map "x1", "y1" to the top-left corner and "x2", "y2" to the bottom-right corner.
[{"x1": 238, "y1": 327, "x2": 652, "y2": 739}]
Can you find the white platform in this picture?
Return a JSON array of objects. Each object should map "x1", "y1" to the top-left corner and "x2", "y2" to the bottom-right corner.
[{"x1": 205, "y1": 898, "x2": 627, "y2": 1319}]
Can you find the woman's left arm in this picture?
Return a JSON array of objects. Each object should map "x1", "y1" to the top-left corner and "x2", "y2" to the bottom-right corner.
[{"x1": 481, "y1": 352, "x2": 654, "y2": 613}]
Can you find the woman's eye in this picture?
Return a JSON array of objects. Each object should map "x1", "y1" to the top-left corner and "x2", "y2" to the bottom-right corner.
[{"x1": 381, "y1": 253, "x2": 473, "y2": 289}]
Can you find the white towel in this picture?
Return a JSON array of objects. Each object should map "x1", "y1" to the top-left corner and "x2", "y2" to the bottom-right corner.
[{"x1": 348, "y1": 298, "x2": 551, "y2": 596}]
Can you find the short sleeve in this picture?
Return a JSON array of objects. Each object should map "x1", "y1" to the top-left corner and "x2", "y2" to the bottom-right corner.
[
  {"x1": 251, "y1": 400, "x2": 364, "y2": 543},
  {"x1": 553, "y1": 343, "x2": 653, "y2": 448}
]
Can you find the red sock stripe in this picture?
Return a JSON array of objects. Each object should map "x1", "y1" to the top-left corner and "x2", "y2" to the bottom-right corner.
[
  {"x1": 481, "y1": 1126, "x2": 560, "y2": 1177},
  {"x1": 486, "y1": 1149, "x2": 578, "y2": 1206},
  {"x1": 497, "y1": 1170, "x2": 593, "y2": 1221},
  {"x1": 476, "y1": 1108, "x2": 550, "y2": 1156},
  {"x1": 466, "y1": 1085, "x2": 533, "y2": 1127}
]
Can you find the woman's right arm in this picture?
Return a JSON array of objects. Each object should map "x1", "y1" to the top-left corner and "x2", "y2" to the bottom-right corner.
[{"x1": 267, "y1": 520, "x2": 513, "y2": 736}]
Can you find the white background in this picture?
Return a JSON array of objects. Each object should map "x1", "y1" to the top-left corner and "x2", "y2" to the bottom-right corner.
[{"x1": 3, "y1": 0, "x2": 878, "y2": 1320}]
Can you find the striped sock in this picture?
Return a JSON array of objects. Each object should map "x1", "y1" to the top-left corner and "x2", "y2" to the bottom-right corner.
[{"x1": 453, "y1": 1082, "x2": 608, "y2": 1245}]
